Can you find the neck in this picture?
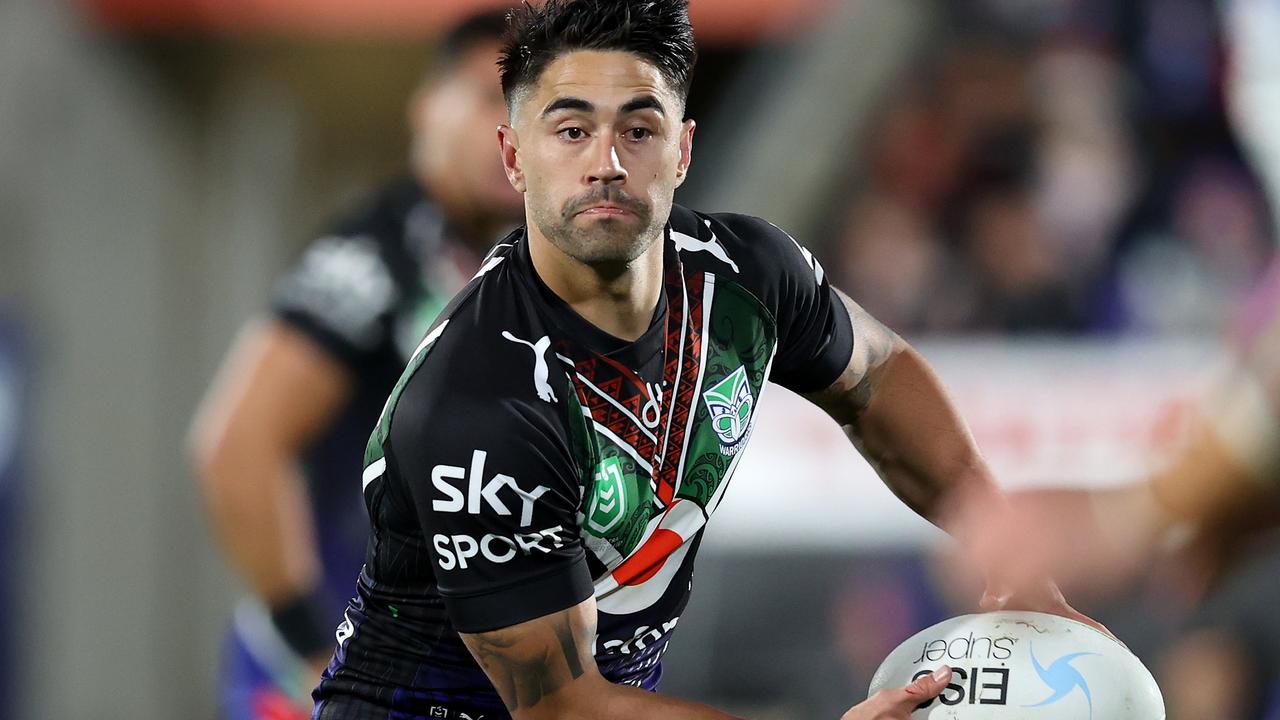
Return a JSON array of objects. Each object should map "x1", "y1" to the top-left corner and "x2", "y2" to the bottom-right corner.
[{"x1": 528, "y1": 226, "x2": 665, "y2": 343}]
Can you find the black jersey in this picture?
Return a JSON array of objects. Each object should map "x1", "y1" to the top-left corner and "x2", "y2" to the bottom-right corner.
[
  {"x1": 313, "y1": 205, "x2": 854, "y2": 718},
  {"x1": 269, "y1": 178, "x2": 479, "y2": 612}
]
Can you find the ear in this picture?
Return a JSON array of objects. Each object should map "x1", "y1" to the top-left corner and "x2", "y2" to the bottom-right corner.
[
  {"x1": 498, "y1": 125, "x2": 526, "y2": 193},
  {"x1": 675, "y1": 119, "x2": 696, "y2": 188}
]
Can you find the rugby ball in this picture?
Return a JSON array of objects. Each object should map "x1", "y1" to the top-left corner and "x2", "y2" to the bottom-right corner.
[{"x1": 869, "y1": 611, "x2": 1164, "y2": 719}]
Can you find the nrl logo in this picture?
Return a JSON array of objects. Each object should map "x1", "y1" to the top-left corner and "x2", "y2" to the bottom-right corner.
[
  {"x1": 587, "y1": 456, "x2": 629, "y2": 535},
  {"x1": 702, "y1": 365, "x2": 755, "y2": 454}
]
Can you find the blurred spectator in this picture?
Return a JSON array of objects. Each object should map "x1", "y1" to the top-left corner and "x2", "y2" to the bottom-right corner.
[
  {"x1": 832, "y1": 194, "x2": 952, "y2": 332},
  {"x1": 831, "y1": 0, "x2": 1274, "y2": 337},
  {"x1": 1118, "y1": 158, "x2": 1273, "y2": 333},
  {"x1": 1153, "y1": 541, "x2": 1280, "y2": 720},
  {"x1": 828, "y1": 561, "x2": 945, "y2": 695},
  {"x1": 949, "y1": 128, "x2": 1085, "y2": 334}
]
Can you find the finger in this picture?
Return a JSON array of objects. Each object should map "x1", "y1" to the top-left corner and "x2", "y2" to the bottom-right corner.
[
  {"x1": 900, "y1": 666, "x2": 952, "y2": 705},
  {"x1": 1050, "y1": 596, "x2": 1103, "y2": 631},
  {"x1": 1063, "y1": 606, "x2": 1125, "y2": 646},
  {"x1": 979, "y1": 588, "x2": 1010, "y2": 612},
  {"x1": 1040, "y1": 595, "x2": 1127, "y2": 647}
]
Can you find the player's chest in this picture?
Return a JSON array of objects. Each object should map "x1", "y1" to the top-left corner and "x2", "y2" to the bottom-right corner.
[{"x1": 563, "y1": 275, "x2": 778, "y2": 560}]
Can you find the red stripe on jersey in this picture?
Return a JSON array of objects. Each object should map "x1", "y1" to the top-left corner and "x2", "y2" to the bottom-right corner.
[
  {"x1": 611, "y1": 529, "x2": 683, "y2": 586},
  {"x1": 656, "y1": 271, "x2": 705, "y2": 504}
]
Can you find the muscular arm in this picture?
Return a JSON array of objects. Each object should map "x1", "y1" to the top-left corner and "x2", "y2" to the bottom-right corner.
[
  {"x1": 188, "y1": 319, "x2": 352, "y2": 607},
  {"x1": 1126, "y1": 366, "x2": 1280, "y2": 564},
  {"x1": 461, "y1": 597, "x2": 949, "y2": 720},
  {"x1": 1075, "y1": 423, "x2": 1277, "y2": 588},
  {"x1": 797, "y1": 290, "x2": 1109, "y2": 623},
  {"x1": 460, "y1": 597, "x2": 745, "y2": 720},
  {"x1": 1150, "y1": 420, "x2": 1274, "y2": 532},
  {"x1": 1097, "y1": 307, "x2": 1280, "y2": 575},
  {"x1": 984, "y1": 355, "x2": 1280, "y2": 593},
  {"x1": 1162, "y1": 331, "x2": 1280, "y2": 528},
  {"x1": 802, "y1": 289, "x2": 1003, "y2": 533}
]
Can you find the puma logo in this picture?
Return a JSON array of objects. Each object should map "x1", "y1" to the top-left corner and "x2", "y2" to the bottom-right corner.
[
  {"x1": 671, "y1": 219, "x2": 739, "y2": 273},
  {"x1": 502, "y1": 332, "x2": 558, "y2": 403},
  {"x1": 335, "y1": 611, "x2": 354, "y2": 647}
]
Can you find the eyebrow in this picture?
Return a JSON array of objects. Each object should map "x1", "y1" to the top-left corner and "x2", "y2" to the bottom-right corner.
[
  {"x1": 540, "y1": 97, "x2": 594, "y2": 117},
  {"x1": 618, "y1": 95, "x2": 666, "y2": 116},
  {"x1": 539, "y1": 94, "x2": 667, "y2": 119}
]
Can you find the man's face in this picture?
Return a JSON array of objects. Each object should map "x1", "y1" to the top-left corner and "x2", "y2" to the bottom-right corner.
[
  {"x1": 412, "y1": 41, "x2": 523, "y2": 217},
  {"x1": 500, "y1": 50, "x2": 695, "y2": 268}
]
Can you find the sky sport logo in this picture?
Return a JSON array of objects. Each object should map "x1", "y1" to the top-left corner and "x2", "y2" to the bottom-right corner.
[{"x1": 1026, "y1": 644, "x2": 1097, "y2": 718}]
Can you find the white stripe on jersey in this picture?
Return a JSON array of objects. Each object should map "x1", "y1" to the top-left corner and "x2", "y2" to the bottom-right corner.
[
  {"x1": 362, "y1": 457, "x2": 387, "y2": 492},
  {"x1": 592, "y1": 420, "x2": 653, "y2": 476}
]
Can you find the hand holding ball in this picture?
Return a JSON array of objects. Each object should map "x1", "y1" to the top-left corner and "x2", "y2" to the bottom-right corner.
[{"x1": 869, "y1": 612, "x2": 1164, "y2": 719}]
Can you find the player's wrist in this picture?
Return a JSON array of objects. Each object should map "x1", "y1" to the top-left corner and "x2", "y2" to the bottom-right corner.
[
  {"x1": 268, "y1": 589, "x2": 333, "y2": 659},
  {"x1": 935, "y1": 468, "x2": 1008, "y2": 542}
]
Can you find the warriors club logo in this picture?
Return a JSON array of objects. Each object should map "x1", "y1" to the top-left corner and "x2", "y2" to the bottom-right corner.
[{"x1": 701, "y1": 365, "x2": 754, "y2": 454}]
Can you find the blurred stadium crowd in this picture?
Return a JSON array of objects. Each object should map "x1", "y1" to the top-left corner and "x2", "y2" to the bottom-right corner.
[
  {"x1": 831, "y1": 0, "x2": 1273, "y2": 337},
  {"x1": 2, "y1": 0, "x2": 1278, "y2": 719}
]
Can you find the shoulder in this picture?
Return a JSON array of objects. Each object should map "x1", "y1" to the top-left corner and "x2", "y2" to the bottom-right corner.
[
  {"x1": 387, "y1": 248, "x2": 577, "y2": 457},
  {"x1": 270, "y1": 179, "x2": 458, "y2": 360},
  {"x1": 671, "y1": 205, "x2": 823, "y2": 275},
  {"x1": 281, "y1": 179, "x2": 427, "y2": 291},
  {"x1": 669, "y1": 205, "x2": 828, "y2": 304},
  {"x1": 330, "y1": 177, "x2": 427, "y2": 240},
  {"x1": 273, "y1": 180, "x2": 424, "y2": 309}
]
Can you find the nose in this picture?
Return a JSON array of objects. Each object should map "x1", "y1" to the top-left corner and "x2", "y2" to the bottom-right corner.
[{"x1": 586, "y1": 133, "x2": 627, "y2": 186}]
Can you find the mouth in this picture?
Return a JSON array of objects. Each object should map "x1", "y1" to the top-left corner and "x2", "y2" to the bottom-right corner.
[{"x1": 576, "y1": 204, "x2": 635, "y2": 218}]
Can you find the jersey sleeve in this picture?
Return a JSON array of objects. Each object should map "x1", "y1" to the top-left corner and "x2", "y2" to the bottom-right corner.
[
  {"x1": 270, "y1": 232, "x2": 399, "y2": 370},
  {"x1": 711, "y1": 213, "x2": 854, "y2": 394},
  {"x1": 386, "y1": 346, "x2": 592, "y2": 633}
]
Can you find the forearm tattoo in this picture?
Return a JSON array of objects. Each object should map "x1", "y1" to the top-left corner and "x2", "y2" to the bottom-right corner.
[{"x1": 462, "y1": 611, "x2": 594, "y2": 712}]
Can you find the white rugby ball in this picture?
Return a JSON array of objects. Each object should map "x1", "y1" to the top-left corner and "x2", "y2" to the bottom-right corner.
[{"x1": 869, "y1": 611, "x2": 1164, "y2": 719}]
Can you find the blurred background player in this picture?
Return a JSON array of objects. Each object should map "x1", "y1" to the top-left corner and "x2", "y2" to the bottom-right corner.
[{"x1": 187, "y1": 10, "x2": 522, "y2": 719}]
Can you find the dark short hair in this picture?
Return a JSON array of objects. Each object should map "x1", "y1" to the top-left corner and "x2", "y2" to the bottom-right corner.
[
  {"x1": 498, "y1": 0, "x2": 697, "y2": 111},
  {"x1": 431, "y1": 8, "x2": 513, "y2": 74}
]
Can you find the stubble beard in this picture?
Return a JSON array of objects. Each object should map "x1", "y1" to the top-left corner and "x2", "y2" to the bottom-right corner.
[{"x1": 531, "y1": 187, "x2": 667, "y2": 276}]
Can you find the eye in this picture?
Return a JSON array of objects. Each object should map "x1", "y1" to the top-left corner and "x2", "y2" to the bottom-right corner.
[
  {"x1": 625, "y1": 128, "x2": 652, "y2": 141},
  {"x1": 558, "y1": 127, "x2": 586, "y2": 141}
]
